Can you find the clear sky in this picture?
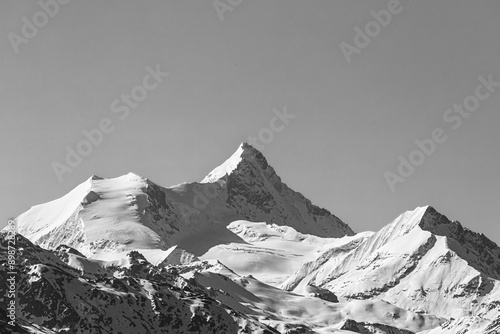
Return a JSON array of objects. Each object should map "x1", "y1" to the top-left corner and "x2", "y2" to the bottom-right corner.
[{"x1": 1, "y1": 0, "x2": 499, "y2": 244}]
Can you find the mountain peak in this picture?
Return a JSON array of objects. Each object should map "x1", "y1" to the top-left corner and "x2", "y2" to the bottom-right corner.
[
  {"x1": 418, "y1": 205, "x2": 451, "y2": 229},
  {"x1": 388, "y1": 205, "x2": 444, "y2": 232},
  {"x1": 201, "y1": 142, "x2": 265, "y2": 183},
  {"x1": 239, "y1": 141, "x2": 261, "y2": 155},
  {"x1": 198, "y1": 142, "x2": 353, "y2": 237},
  {"x1": 89, "y1": 174, "x2": 104, "y2": 181},
  {"x1": 386, "y1": 205, "x2": 500, "y2": 279},
  {"x1": 125, "y1": 172, "x2": 144, "y2": 179}
]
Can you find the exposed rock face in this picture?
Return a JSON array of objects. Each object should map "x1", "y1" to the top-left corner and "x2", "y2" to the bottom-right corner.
[
  {"x1": 303, "y1": 284, "x2": 338, "y2": 303},
  {"x1": 220, "y1": 143, "x2": 353, "y2": 238},
  {"x1": 339, "y1": 319, "x2": 415, "y2": 334}
]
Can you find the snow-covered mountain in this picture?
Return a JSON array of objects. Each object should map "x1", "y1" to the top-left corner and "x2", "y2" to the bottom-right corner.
[
  {"x1": 3, "y1": 143, "x2": 500, "y2": 333},
  {"x1": 282, "y1": 206, "x2": 500, "y2": 331},
  {"x1": 14, "y1": 143, "x2": 352, "y2": 261},
  {"x1": 201, "y1": 143, "x2": 353, "y2": 237},
  {"x1": 1, "y1": 232, "x2": 445, "y2": 334},
  {"x1": 0, "y1": 232, "x2": 281, "y2": 334}
]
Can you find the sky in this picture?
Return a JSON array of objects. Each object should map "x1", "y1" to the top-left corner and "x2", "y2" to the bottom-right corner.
[{"x1": 1, "y1": 0, "x2": 499, "y2": 244}]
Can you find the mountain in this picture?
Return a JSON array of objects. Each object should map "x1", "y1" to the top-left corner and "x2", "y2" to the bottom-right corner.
[
  {"x1": 202, "y1": 143, "x2": 353, "y2": 238},
  {"x1": 0, "y1": 232, "x2": 281, "y2": 334},
  {"x1": 4, "y1": 143, "x2": 500, "y2": 333},
  {"x1": 282, "y1": 206, "x2": 500, "y2": 330},
  {"x1": 14, "y1": 143, "x2": 352, "y2": 261},
  {"x1": 0, "y1": 231, "x2": 444, "y2": 334}
]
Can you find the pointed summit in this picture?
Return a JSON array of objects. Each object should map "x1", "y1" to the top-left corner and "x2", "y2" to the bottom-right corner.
[
  {"x1": 201, "y1": 142, "x2": 265, "y2": 183},
  {"x1": 203, "y1": 143, "x2": 354, "y2": 237},
  {"x1": 89, "y1": 174, "x2": 104, "y2": 181}
]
